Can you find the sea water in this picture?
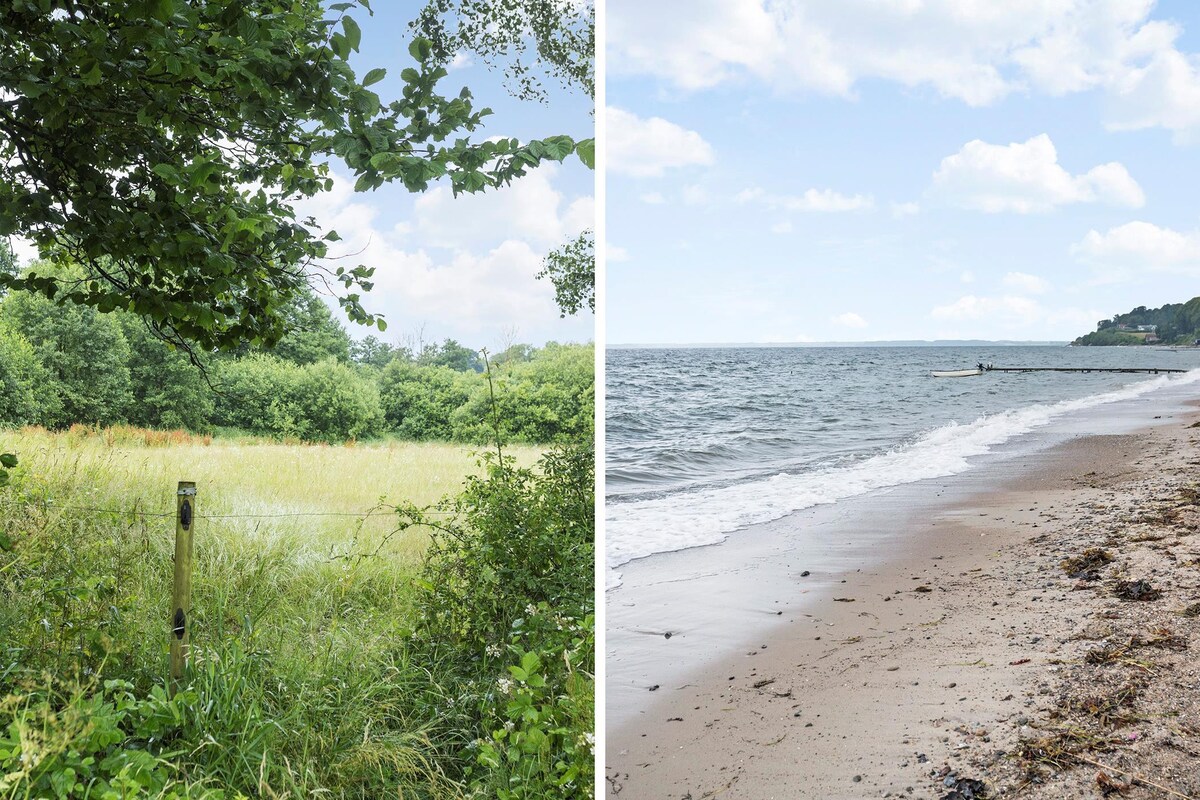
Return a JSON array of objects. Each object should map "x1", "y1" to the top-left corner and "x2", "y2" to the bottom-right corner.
[{"x1": 606, "y1": 345, "x2": 1200, "y2": 587}]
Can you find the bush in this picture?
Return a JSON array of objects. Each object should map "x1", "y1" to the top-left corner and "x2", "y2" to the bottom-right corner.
[
  {"x1": 402, "y1": 443, "x2": 595, "y2": 798},
  {"x1": 119, "y1": 315, "x2": 214, "y2": 431},
  {"x1": 451, "y1": 344, "x2": 594, "y2": 445},
  {"x1": 0, "y1": 327, "x2": 61, "y2": 426},
  {"x1": 213, "y1": 355, "x2": 383, "y2": 442},
  {"x1": 0, "y1": 283, "x2": 131, "y2": 427},
  {"x1": 379, "y1": 361, "x2": 472, "y2": 440}
]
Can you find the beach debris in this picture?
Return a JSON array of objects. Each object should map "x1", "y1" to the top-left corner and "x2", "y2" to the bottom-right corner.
[
  {"x1": 1181, "y1": 601, "x2": 1200, "y2": 617},
  {"x1": 914, "y1": 585, "x2": 933, "y2": 593},
  {"x1": 1060, "y1": 548, "x2": 1114, "y2": 580},
  {"x1": 1062, "y1": 683, "x2": 1140, "y2": 725},
  {"x1": 1009, "y1": 658, "x2": 1031, "y2": 666},
  {"x1": 800, "y1": 570, "x2": 811, "y2": 577},
  {"x1": 1112, "y1": 579, "x2": 1161, "y2": 601},
  {"x1": 648, "y1": 684, "x2": 660, "y2": 691},
  {"x1": 833, "y1": 597, "x2": 855, "y2": 602},
  {"x1": 1096, "y1": 770, "x2": 1133, "y2": 795},
  {"x1": 939, "y1": 775, "x2": 990, "y2": 800},
  {"x1": 752, "y1": 678, "x2": 775, "y2": 689}
]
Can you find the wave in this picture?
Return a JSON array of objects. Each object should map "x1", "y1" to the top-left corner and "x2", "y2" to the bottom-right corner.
[{"x1": 606, "y1": 370, "x2": 1200, "y2": 587}]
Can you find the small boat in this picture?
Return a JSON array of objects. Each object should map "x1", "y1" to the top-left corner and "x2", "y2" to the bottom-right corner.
[{"x1": 930, "y1": 369, "x2": 982, "y2": 378}]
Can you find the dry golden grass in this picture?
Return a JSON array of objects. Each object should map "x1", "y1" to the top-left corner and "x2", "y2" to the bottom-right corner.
[{"x1": 0, "y1": 426, "x2": 541, "y2": 566}]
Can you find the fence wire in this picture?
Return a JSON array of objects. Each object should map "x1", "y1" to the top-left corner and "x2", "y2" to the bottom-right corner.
[{"x1": 0, "y1": 498, "x2": 454, "y2": 520}]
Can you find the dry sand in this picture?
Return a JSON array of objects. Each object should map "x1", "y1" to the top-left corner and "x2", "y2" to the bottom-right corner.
[{"x1": 606, "y1": 416, "x2": 1200, "y2": 799}]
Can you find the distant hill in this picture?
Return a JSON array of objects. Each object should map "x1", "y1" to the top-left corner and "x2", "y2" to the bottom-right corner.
[{"x1": 1074, "y1": 297, "x2": 1200, "y2": 346}]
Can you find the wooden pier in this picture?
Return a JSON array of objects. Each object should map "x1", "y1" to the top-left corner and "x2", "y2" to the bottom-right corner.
[{"x1": 986, "y1": 367, "x2": 1186, "y2": 374}]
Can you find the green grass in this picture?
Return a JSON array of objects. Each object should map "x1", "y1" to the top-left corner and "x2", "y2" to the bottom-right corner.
[{"x1": 0, "y1": 426, "x2": 559, "y2": 799}]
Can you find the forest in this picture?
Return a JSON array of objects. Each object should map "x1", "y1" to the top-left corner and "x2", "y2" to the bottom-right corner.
[
  {"x1": 1073, "y1": 296, "x2": 1200, "y2": 346},
  {"x1": 0, "y1": 256, "x2": 592, "y2": 446}
]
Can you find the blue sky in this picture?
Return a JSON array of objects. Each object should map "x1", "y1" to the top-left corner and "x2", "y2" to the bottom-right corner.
[
  {"x1": 606, "y1": 0, "x2": 1200, "y2": 344},
  {"x1": 12, "y1": 3, "x2": 594, "y2": 350},
  {"x1": 306, "y1": 3, "x2": 595, "y2": 349}
]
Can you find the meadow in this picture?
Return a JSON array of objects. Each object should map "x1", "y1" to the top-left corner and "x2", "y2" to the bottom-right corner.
[{"x1": 0, "y1": 426, "x2": 592, "y2": 799}]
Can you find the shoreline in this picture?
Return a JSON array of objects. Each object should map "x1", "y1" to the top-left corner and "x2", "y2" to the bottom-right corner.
[{"x1": 606, "y1": 410, "x2": 1200, "y2": 798}]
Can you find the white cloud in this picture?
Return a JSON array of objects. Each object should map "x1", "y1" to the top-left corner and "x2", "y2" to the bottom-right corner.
[
  {"x1": 930, "y1": 293, "x2": 1102, "y2": 332},
  {"x1": 411, "y1": 164, "x2": 591, "y2": 249},
  {"x1": 606, "y1": 107, "x2": 715, "y2": 177},
  {"x1": 607, "y1": 243, "x2": 630, "y2": 262},
  {"x1": 930, "y1": 134, "x2": 1144, "y2": 213},
  {"x1": 611, "y1": 1, "x2": 1200, "y2": 136},
  {"x1": 891, "y1": 201, "x2": 920, "y2": 218},
  {"x1": 292, "y1": 167, "x2": 593, "y2": 342},
  {"x1": 832, "y1": 311, "x2": 867, "y2": 328},
  {"x1": 932, "y1": 294, "x2": 1042, "y2": 323},
  {"x1": 640, "y1": 192, "x2": 666, "y2": 204},
  {"x1": 960, "y1": 270, "x2": 975, "y2": 283},
  {"x1": 1072, "y1": 220, "x2": 1200, "y2": 270},
  {"x1": 681, "y1": 184, "x2": 711, "y2": 206},
  {"x1": 737, "y1": 186, "x2": 873, "y2": 213},
  {"x1": 770, "y1": 221, "x2": 793, "y2": 234},
  {"x1": 1002, "y1": 271, "x2": 1052, "y2": 294}
]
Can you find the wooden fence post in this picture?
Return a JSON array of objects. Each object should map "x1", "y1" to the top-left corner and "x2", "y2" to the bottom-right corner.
[{"x1": 170, "y1": 481, "x2": 196, "y2": 697}]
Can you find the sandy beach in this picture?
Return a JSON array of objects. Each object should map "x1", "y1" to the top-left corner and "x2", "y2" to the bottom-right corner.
[{"x1": 607, "y1": 409, "x2": 1200, "y2": 798}]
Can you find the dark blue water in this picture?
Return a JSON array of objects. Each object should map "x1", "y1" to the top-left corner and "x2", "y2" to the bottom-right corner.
[{"x1": 605, "y1": 345, "x2": 1200, "y2": 577}]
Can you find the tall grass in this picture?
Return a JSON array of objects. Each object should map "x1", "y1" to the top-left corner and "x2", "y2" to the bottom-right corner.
[{"x1": 0, "y1": 427, "x2": 550, "y2": 799}]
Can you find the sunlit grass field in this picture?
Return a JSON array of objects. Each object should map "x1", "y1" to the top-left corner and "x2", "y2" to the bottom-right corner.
[
  {"x1": 1, "y1": 425, "x2": 540, "y2": 565},
  {"x1": 0, "y1": 426, "x2": 552, "y2": 798}
]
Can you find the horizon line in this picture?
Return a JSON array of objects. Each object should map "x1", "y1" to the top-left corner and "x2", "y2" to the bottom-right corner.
[{"x1": 608, "y1": 339, "x2": 1073, "y2": 348}]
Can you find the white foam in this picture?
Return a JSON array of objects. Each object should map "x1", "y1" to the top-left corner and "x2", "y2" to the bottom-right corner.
[{"x1": 606, "y1": 370, "x2": 1200, "y2": 588}]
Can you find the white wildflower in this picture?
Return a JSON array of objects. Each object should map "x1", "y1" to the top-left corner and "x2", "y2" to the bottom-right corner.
[
  {"x1": 485, "y1": 643, "x2": 502, "y2": 658},
  {"x1": 496, "y1": 677, "x2": 513, "y2": 694},
  {"x1": 525, "y1": 603, "x2": 538, "y2": 616}
]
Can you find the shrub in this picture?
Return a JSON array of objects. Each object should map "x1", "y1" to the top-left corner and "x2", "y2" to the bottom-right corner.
[
  {"x1": 378, "y1": 361, "x2": 472, "y2": 440},
  {"x1": 213, "y1": 355, "x2": 383, "y2": 442},
  {"x1": 0, "y1": 327, "x2": 61, "y2": 427}
]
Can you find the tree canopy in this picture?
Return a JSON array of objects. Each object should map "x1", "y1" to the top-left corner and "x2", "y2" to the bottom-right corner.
[
  {"x1": 0, "y1": 0, "x2": 593, "y2": 353},
  {"x1": 411, "y1": 0, "x2": 594, "y2": 102}
]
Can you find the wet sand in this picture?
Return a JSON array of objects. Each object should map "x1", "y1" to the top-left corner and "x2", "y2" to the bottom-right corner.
[{"x1": 607, "y1": 412, "x2": 1200, "y2": 798}]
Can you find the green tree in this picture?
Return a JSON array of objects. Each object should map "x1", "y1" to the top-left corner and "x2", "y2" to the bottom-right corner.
[
  {"x1": 0, "y1": 241, "x2": 16, "y2": 294},
  {"x1": 411, "y1": 0, "x2": 595, "y2": 102},
  {"x1": 0, "y1": 272, "x2": 131, "y2": 427},
  {"x1": 538, "y1": 229, "x2": 594, "y2": 316},
  {"x1": 451, "y1": 342, "x2": 592, "y2": 443},
  {"x1": 420, "y1": 338, "x2": 483, "y2": 372},
  {"x1": 118, "y1": 315, "x2": 214, "y2": 430},
  {"x1": 349, "y1": 334, "x2": 396, "y2": 367},
  {"x1": 378, "y1": 361, "x2": 472, "y2": 440},
  {"x1": 0, "y1": 3, "x2": 592, "y2": 353},
  {"x1": 213, "y1": 354, "x2": 382, "y2": 442},
  {"x1": 0, "y1": 327, "x2": 61, "y2": 426},
  {"x1": 270, "y1": 290, "x2": 352, "y2": 365}
]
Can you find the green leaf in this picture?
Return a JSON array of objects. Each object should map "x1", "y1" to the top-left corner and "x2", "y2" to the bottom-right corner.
[
  {"x1": 408, "y1": 37, "x2": 433, "y2": 62},
  {"x1": 0, "y1": 454, "x2": 17, "y2": 469},
  {"x1": 81, "y1": 61, "x2": 102, "y2": 86},
  {"x1": 361, "y1": 67, "x2": 386, "y2": 86},
  {"x1": 575, "y1": 138, "x2": 595, "y2": 170},
  {"x1": 342, "y1": 17, "x2": 362, "y2": 52}
]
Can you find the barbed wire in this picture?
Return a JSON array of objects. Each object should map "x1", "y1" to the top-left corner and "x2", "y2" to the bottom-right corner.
[{"x1": 0, "y1": 498, "x2": 455, "y2": 520}]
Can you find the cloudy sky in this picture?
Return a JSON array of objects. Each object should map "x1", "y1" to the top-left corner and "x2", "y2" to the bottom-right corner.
[
  {"x1": 606, "y1": 0, "x2": 1200, "y2": 344},
  {"x1": 11, "y1": 4, "x2": 594, "y2": 350}
]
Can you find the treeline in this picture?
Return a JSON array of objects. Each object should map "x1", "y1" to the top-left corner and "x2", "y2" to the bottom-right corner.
[
  {"x1": 1074, "y1": 297, "x2": 1200, "y2": 346},
  {"x1": 0, "y1": 267, "x2": 592, "y2": 445}
]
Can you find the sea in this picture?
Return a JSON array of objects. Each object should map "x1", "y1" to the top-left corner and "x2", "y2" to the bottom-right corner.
[{"x1": 605, "y1": 344, "x2": 1200, "y2": 587}]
